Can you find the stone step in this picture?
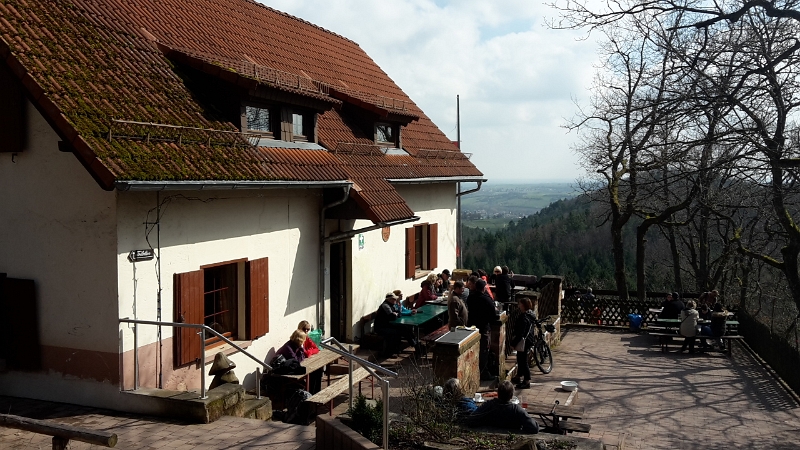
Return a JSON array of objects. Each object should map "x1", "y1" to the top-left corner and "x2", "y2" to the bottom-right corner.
[
  {"x1": 228, "y1": 394, "x2": 272, "y2": 421},
  {"x1": 122, "y1": 383, "x2": 245, "y2": 424}
]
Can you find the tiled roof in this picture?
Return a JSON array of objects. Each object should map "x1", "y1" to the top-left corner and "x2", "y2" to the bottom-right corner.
[{"x1": 0, "y1": 0, "x2": 483, "y2": 222}]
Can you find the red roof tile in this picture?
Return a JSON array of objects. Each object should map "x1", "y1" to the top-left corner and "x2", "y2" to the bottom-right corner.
[{"x1": 0, "y1": 0, "x2": 483, "y2": 221}]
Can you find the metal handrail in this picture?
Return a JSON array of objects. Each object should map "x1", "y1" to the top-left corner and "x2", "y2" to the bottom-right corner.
[
  {"x1": 320, "y1": 337, "x2": 396, "y2": 450},
  {"x1": 119, "y1": 318, "x2": 272, "y2": 399}
]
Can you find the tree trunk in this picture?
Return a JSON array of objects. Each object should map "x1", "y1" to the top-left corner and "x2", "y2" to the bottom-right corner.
[
  {"x1": 611, "y1": 217, "x2": 629, "y2": 301},
  {"x1": 667, "y1": 225, "x2": 683, "y2": 291},
  {"x1": 636, "y1": 225, "x2": 647, "y2": 301}
]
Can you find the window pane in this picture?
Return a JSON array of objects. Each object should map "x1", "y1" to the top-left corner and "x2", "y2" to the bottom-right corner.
[
  {"x1": 293, "y1": 113, "x2": 304, "y2": 136},
  {"x1": 246, "y1": 106, "x2": 270, "y2": 132},
  {"x1": 376, "y1": 123, "x2": 394, "y2": 143},
  {"x1": 415, "y1": 226, "x2": 423, "y2": 269}
]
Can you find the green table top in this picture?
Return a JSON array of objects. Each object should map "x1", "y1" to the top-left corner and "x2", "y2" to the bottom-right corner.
[
  {"x1": 391, "y1": 304, "x2": 447, "y2": 326},
  {"x1": 653, "y1": 319, "x2": 739, "y2": 325}
]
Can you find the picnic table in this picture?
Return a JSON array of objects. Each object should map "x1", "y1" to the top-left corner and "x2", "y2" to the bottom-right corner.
[
  {"x1": 272, "y1": 345, "x2": 359, "y2": 391},
  {"x1": 648, "y1": 319, "x2": 742, "y2": 353},
  {"x1": 389, "y1": 304, "x2": 447, "y2": 341}
]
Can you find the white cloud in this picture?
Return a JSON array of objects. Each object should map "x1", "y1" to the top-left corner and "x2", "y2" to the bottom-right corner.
[{"x1": 260, "y1": 0, "x2": 599, "y2": 182}]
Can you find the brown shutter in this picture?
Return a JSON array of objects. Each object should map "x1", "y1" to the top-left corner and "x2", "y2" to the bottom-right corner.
[
  {"x1": 174, "y1": 270, "x2": 203, "y2": 367},
  {"x1": 247, "y1": 257, "x2": 269, "y2": 340},
  {"x1": 405, "y1": 227, "x2": 416, "y2": 279},
  {"x1": 281, "y1": 109, "x2": 292, "y2": 141},
  {"x1": 427, "y1": 223, "x2": 438, "y2": 270},
  {"x1": 1, "y1": 275, "x2": 41, "y2": 370}
]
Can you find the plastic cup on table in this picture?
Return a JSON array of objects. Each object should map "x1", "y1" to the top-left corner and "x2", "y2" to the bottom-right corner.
[{"x1": 522, "y1": 402, "x2": 528, "y2": 409}]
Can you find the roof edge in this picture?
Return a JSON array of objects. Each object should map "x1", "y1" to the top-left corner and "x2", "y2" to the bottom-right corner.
[
  {"x1": 115, "y1": 180, "x2": 352, "y2": 191},
  {"x1": 387, "y1": 176, "x2": 488, "y2": 184}
]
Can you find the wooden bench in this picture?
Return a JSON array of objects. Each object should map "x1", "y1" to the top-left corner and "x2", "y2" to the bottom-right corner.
[
  {"x1": 719, "y1": 335, "x2": 744, "y2": 355},
  {"x1": 305, "y1": 366, "x2": 372, "y2": 415},
  {"x1": 359, "y1": 312, "x2": 384, "y2": 351},
  {"x1": 649, "y1": 332, "x2": 743, "y2": 354}
]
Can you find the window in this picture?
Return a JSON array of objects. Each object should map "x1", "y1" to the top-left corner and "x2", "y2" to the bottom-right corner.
[
  {"x1": 243, "y1": 105, "x2": 275, "y2": 139},
  {"x1": 292, "y1": 113, "x2": 304, "y2": 137},
  {"x1": 375, "y1": 122, "x2": 399, "y2": 147},
  {"x1": 174, "y1": 257, "x2": 269, "y2": 367},
  {"x1": 405, "y1": 223, "x2": 438, "y2": 279},
  {"x1": 291, "y1": 111, "x2": 312, "y2": 142}
]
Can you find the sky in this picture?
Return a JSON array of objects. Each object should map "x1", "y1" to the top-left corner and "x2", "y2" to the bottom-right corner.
[{"x1": 260, "y1": 0, "x2": 600, "y2": 183}]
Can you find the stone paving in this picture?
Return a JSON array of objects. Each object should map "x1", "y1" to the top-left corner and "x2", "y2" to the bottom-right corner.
[
  {"x1": 2, "y1": 328, "x2": 799, "y2": 449},
  {"x1": 554, "y1": 328, "x2": 800, "y2": 450}
]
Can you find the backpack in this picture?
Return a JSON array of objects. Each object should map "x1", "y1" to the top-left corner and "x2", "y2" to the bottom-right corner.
[{"x1": 284, "y1": 389, "x2": 314, "y2": 425}]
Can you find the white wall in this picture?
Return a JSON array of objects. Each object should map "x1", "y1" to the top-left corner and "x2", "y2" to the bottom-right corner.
[
  {"x1": 116, "y1": 188, "x2": 324, "y2": 390},
  {"x1": 346, "y1": 183, "x2": 457, "y2": 340},
  {"x1": 0, "y1": 97, "x2": 119, "y2": 354}
]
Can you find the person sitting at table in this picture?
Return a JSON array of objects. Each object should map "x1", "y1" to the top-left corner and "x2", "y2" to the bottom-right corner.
[
  {"x1": 437, "y1": 269, "x2": 452, "y2": 296},
  {"x1": 709, "y1": 302, "x2": 728, "y2": 350},
  {"x1": 465, "y1": 380, "x2": 539, "y2": 434},
  {"x1": 297, "y1": 320, "x2": 319, "y2": 356},
  {"x1": 699, "y1": 290, "x2": 719, "y2": 308},
  {"x1": 659, "y1": 292, "x2": 685, "y2": 319},
  {"x1": 477, "y1": 269, "x2": 495, "y2": 300},
  {"x1": 468, "y1": 278, "x2": 496, "y2": 380},
  {"x1": 374, "y1": 293, "x2": 419, "y2": 356},
  {"x1": 679, "y1": 301, "x2": 700, "y2": 354},
  {"x1": 448, "y1": 281, "x2": 468, "y2": 328},
  {"x1": 442, "y1": 378, "x2": 477, "y2": 419},
  {"x1": 276, "y1": 330, "x2": 323, "y2": 393},
  {"x1": 414, "y1": 279, "x2": 438, "y2": 309},
  {"x1": 391, "y1": 290, "x2": 415, "y2": 316}
]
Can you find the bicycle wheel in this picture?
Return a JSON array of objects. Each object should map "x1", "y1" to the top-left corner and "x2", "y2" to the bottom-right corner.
[{"x1": 532, "y1": 340, "x2": 553, "y2": 374}]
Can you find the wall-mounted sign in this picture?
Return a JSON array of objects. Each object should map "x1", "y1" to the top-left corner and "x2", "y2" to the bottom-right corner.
[
  {"x1": 128, "y1": 249, "x2": 155, "y2": 262},
  {"x1": 358, "y1": 234, "x2": 365, "y2": 251},
  {"x1": 381, "y1": 226, "x2": 390, "y2": 242}
]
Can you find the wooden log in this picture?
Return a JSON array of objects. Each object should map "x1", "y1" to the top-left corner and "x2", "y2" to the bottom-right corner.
[{"x1": 0, "y1": 413, "x2": 117, "y2": 447}]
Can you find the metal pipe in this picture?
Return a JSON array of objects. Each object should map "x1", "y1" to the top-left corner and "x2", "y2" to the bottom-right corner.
[
  {"x1": 455, "y1": 181, "x2": 484, "y2": 197},
  {"x1": 199, "y1": 327, "x2": 207, "y2": 399},
  {"x1": 133, "y1": 322, "x2": 139, "y2": 390},
  {"x1": 319, "y1": 186, "x2": 352, "y2": 333},
  {"x1": 348, "y1": 344, "x2": 354, "y2": 412},
  {"x1": 382, "y1": 378, "x2": 390, "y2": 450},
  {"x1": 386, "y1": 176, "x2": 486, "y2": 184},
  {"x1": 256, "y1": 368, "x2": 261, "y2": 399},
  {"x1": 324, "y1": 216, "x2": 420, "y2": 244},
  {"x1": 319, "y1": 339, "x2": 397, "y2": 376}
]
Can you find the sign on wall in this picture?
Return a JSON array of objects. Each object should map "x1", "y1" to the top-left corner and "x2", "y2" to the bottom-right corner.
[
  {"x1": 358, "y1": 234, "x2": 365, "y2": 251},
  {"x1": 128, "y1": 249, "x2": 155, "y2": 262}
]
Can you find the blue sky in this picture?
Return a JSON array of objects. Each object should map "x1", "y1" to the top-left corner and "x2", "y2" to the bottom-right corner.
[{"x1": 260, "y1": 0, "x2": 598, "y2": 183}]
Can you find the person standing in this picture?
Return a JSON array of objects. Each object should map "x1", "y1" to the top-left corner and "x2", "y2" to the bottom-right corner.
[
  {"x1": 468, "y1": 278, "x2": 496, "y2": 380},
  {"x1": 493, "y1": 266, "x2": 514, "y2": 304},
  {"x1": 679, "y1": 301, "x2": 700, "y2": 354},
  {"x1": 510, "y1": 297, "x2": 536, "y2": 389},
  {"x1": 448, "y1": 281, "x2": 468, "y2": 328}
]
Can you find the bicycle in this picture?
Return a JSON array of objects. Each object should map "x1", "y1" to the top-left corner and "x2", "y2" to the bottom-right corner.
[{"x1": 527, "y1": 318, "x2": 555, "y2": 374}]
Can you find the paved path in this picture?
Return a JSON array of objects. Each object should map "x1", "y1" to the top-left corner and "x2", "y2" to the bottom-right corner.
[
  {"x1": 554, "y1": 328, "x2": 800, "y2": 450},
  {"x1": 0, "y1": 396, "x2": 315, "y2": 450}
]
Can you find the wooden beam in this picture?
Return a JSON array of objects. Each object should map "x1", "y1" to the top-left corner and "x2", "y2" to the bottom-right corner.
[{"x1": 0, "y1": 413, "x2": 117, "y2": 448}]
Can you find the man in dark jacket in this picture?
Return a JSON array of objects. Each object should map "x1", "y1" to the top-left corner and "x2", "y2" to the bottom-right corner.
[
  {"x1": 659, "y1": 292, "x2": 685, "y2": 319},
  {"x1": 467, "y1": 278, "x2": 496, "y2": 380},
  {"x1": 374, "y1": 293, "x2": 418, "y2": 356},
  {"x1": 465, "y1": 380, "x2": 539, "y2": 434}
]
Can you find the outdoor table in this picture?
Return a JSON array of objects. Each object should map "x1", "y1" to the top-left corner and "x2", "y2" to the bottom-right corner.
[
  {"x1": 272, "y1": 345, "x2": 359, "y2": 392},
  {"x1": 389, "y1": 304, "x2": 447, "y2": 342},
  {"x1": 526, "y1": 401, "x2": 585, "y2": 431}
]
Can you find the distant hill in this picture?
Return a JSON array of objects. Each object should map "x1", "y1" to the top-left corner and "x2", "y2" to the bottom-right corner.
[
  {"x1": 463, "y1": 193, "x2": 663, "y2": 289},
  {"x1": 461, "y1": 182, "x2": 578, "y2": 229}
]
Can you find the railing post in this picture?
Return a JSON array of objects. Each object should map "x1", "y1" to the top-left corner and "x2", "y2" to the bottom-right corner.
[
  {"x1": 348, "y1": 344, "x2": 354, "y2": 412},
  {"x1": 256, "y1": 368, "x2": 261, "y2": 399},
  {"x1": 382, "y1": 378, "x2": 390, "y2": 450},
  {"x1": 199, "y1": 328, "x2": 207, "y2": 399},
  {"x1": 133, "y1": 322, "x2": 139, "y2": 391}
]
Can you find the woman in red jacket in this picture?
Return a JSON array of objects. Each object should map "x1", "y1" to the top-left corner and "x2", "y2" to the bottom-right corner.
[
  {"x1": 298, "y1": 320, "x2": 319, "y2": 356},
  {"x1": 414, "y1": 279, "x2": 439, "y2": 308}
]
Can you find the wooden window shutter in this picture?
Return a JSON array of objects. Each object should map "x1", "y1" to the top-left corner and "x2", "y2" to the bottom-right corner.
[
  {"x1": 246, "y1": 257, "x2": 269, "y2": 340},
  {"x1": 405, "y1": 227, "x2": 416, "y2": 279},
  {"x1": 0, "y1": 275, "x2": 41, "y2": 370},
  {"x1": 173, "y1": 270, "x2": 204, "y2": 367},
  {"x1": 427, "y1": 223, "x2": 438, "y2": 270},
  {"x1": 281, "y1": 109, "x2": 292, "y2": 141}
]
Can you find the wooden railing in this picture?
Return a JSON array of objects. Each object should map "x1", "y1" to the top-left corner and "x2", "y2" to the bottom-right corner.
[{"x1": 0, "y1": 413, "x2": 117, "y2": 449}]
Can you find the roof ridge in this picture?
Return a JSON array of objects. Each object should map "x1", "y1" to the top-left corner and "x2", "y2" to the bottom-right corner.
[{"x1": 241, "y1": 0, "x2": 360, "y2": 47}]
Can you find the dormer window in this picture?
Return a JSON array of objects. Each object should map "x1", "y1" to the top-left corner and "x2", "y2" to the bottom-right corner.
[
  {"x1": 376, "y1": 122, "x2": 399, "y2": 148},
  {"x1": 242, "y1": 104, "x2": 275, "y2": 138},
  {"x1": 290, "y1": 110, "x2": 314, "y2": 143}
]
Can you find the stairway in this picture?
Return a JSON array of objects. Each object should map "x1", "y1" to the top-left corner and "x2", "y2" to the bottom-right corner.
[{"x1": 122, "y1": 383, "x2": 272, "y2": 424}]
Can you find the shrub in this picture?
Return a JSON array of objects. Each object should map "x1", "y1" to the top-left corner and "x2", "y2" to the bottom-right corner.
[{"x1": 346, "y1": 394, "x2": 384, "y2": 445}]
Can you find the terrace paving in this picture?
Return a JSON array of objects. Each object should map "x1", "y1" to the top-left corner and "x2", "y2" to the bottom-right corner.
[{"x1": 1, "y1": 328, "x2": 798, "y2": 449}]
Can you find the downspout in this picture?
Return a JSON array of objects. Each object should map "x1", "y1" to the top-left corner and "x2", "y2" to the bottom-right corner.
[
  {"x1": 456, "y1": 181, "x2": 483, "y2": 198},
  {"x1": 319, "y1": 186, "x2": 352, "y2": 332}
]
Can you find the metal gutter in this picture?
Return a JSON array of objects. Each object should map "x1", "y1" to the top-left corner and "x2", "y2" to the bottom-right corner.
[
  {"x1": 319, "y1": 186, "x2": 352, "y2": 332},
  {"x1": 325, "y1": 216, "x2": 421, "y2": 244},
  {"x1": 387, "y1": 176, "x2": 487, "y2": 184},
  {"x1": 115, "y1": 180, "x2": 352, "y2": 191},
  {"x1": 456, "y1": 180, "x2": 484, "y2": 197}
]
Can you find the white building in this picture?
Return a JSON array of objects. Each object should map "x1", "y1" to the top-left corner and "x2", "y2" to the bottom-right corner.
[{"x1": 0, "y1": 0, "x2": 484, "y2": 411}]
